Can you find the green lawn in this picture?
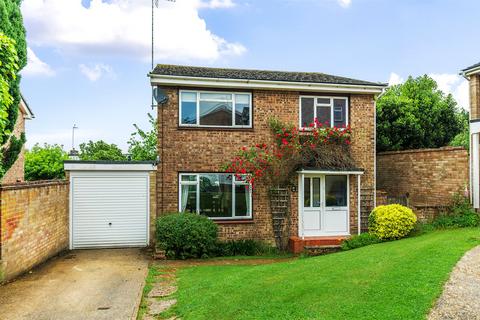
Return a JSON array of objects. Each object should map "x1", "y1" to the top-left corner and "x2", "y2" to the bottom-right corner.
[{"x1": 171, "y1": 228, "x2": 480, "y2": 320}]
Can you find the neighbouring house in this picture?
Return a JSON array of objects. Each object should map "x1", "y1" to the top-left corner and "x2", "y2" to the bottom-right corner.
[
  {"x1": 149, "y1": 65, "x2": 387, "y2": 252},
  {"x1": 462, "y1": 62, "x2": 480, "y2": 209},
  {"x1": 1, "y1": 95, "x2": 34, "y2": 184}
]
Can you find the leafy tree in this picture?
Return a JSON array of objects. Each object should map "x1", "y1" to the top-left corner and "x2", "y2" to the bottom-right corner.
[
  {"x1": 450, "y1": 109, "x2": 469, "y2": 150},
  {"x1": 376, "y1": 75, "x2": 463, "y2": 151},
  {"x1": 0, "y1": 32, "x2": 19, "y2": 178},
  {"x1": 79, "y1": 140, "x2": 126, "y2": 161},
  {"x1": 128, "y1": 113, "x2": 157, "y2": 161},
  {"x1": 0, "y1": 0, "x2": 27, "y2": 178},
  {"x1": 25, "y1": 144, "x2": 69, "y2": 181}
]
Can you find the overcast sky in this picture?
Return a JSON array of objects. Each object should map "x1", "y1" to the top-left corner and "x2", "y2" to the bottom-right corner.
[{"x1": 20, "y1": 0, "x2": 480, "y2": 151}]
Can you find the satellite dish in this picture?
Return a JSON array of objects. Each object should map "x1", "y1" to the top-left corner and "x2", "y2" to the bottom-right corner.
[{"x1": 153, "y1": 87, "x2": 168, "y2": 105}]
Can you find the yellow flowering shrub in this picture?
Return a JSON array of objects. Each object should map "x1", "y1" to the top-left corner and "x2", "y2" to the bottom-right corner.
[{"x1": 368, "y1": 204, "x2": 417, "y2": 240}]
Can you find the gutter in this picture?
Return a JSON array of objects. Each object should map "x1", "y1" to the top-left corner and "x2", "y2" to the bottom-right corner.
[
  {"x1": 460, "y1": 66, "x2": 480, "y2": 79},
  {"x1": 148, "y1": 73, "x2": 387, "y2": 94}
]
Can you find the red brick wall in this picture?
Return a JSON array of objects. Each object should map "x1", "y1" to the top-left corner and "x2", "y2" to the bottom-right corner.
[
  {"x1": 2, "y1": 107, "x2": 26, "y2": 184},
  {"x1": 0, "y1": 180, "x2": 69, "y2": 282},
  {"x1": 377, "y1": 147, "x2": 469, "y2": 206},
  {"x1": 157, "y1": 88, "x2": 376, "y2": 242}
]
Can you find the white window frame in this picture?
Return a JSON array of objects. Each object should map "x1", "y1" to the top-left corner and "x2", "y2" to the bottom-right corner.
[
  {"x1": 299, "y1": 95, "x2": 349, "y2": 129},
  {"x1": 178, "y1": 173, "x2": 253, "y2": 220},
  {"x1": 179, "y1": 90, "x2": 253, "y2": 128}
]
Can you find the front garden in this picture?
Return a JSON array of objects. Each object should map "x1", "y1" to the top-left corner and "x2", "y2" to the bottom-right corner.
[{"x1": 154, "y1": 228, "x2": 479, "y2": 320}]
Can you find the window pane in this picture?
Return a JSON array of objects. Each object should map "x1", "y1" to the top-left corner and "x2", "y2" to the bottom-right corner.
[
  {"x1": 301, "y1": 98, "x2": 314, "y2": 127},
  {"x1": 304, "y1": 177, "x2": 311, "y2": 207},
  {"x1": 199, "y1": 174, "x2": 233, "y2": 218},
  {"x1": 180, "y1": 184, "x2": 197, "y2": 213},
  {"x1": 181, "y1": 92, "x2": 197, "y2": 125},
  {"x1": 317, "y1": 98, "x2": 330, "y2": 104},
  {"x1": 325, "y1": 175, "x2": 347, "y2": 207},
  {"x1": 200, "y1": 93, "x2": 232, "y2": 101},
  {"x1": 316, "y1": 106, "x2": 331, "y2": 127},
  {"x1": 199, "y1": 101, "x2": 233, "y2": 126},
  {"x1": 235, "y1": 94, "x2": 250, "y2": 126},
  {"x1": 333, "y1": 99, "x2": 347, "y2": 128},
  {"x1": 181, "y1": 175, "x2": 197, "y2": 182},
  {"x1": 312, "y1": 178, "x2": 321, "y2": 207},
  {"x1": 235, "y1": 184, "x2": 251, "y2": 216}
]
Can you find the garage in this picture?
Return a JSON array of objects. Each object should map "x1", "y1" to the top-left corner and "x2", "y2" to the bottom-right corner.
[{"x1": 64, "y1": 161, "x2": 156, "y2": 249}]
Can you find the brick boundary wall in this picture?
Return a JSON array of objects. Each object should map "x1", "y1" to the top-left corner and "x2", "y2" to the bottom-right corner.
[
  {"x1": 0, "y1": 180, "x2": 69, "y2": 282},
  {"x1": 377, "y1": 146, "x2": 469, "y2": 219}
]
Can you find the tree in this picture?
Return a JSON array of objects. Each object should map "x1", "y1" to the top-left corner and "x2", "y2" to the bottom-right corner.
[
  {"x1": 79, "y1": 140, "x2": 126, "y2": 161},
  {"x1": 0, "y1": 0, "x2": 27, "y2": 178},
  {"x1": 450, "y1": 109, "x2": 469, "y2": 150},
  {"x1": 0, "y1": 32, "x2": 19, "y2": 178},
  {"x1": 376, "y1": 75, "x2": 463, "y2": 151},
  {"x1": 128, "y1": 113, "x2": 157, "y2": 161},
  {"x1": 25, "y1": 144, "x2": 69, "y2": 181}
]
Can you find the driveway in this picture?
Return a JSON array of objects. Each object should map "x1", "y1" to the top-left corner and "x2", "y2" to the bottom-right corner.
[{"x1": 0, "y1": 249, "x2": 149, "y2": 320}]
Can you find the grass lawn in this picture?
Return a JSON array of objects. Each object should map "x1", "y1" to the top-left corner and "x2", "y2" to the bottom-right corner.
[{"x1": 170, "y1": 228, "x2": 480, "y2": 320}]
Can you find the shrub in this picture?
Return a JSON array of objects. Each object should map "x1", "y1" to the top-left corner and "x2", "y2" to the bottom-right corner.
[
  {"x1": 341, "y1": 233, "x2": 381, "y2": 251},
  {"x1": 214, "y1": 240, "x2": 273, "y2": 256},
  {"x1": 432, "y1": 193, "x2": 479, "y2": 228},
  {"x1": 156, "y1": 213, "x2": 218, "y2": 259},
  {"x1": 369, "y1": 204, "x2": 417, "y2": 240}
]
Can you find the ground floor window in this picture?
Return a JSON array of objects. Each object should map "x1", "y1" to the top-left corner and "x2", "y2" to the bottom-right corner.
[{"x1": 179, "y1": 173, "x2": 252, "y2": 219}]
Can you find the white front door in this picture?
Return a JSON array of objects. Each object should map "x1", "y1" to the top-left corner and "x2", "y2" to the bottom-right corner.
[{"x1": 300, "y1": 174, "x2": 349, "y2": 236}]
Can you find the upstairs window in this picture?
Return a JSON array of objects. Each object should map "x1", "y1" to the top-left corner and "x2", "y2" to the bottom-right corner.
[
  {"x1": 180, "y1": 90, "x2": 252, "y2": 128},
  {"x1": 300, "y1": 96, "x2": 348, "y2": 128}
]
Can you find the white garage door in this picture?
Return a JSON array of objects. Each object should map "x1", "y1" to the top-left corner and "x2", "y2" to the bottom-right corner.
[{"x1": 70, "y1": 171, "x2": 150, "y2": 249}]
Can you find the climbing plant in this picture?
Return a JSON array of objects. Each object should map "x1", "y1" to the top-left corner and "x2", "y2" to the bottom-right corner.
[{"x1": 0, "y1": 0, "x2": 27, "y2": 179}]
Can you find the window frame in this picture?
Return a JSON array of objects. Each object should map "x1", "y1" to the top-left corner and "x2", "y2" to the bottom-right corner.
[
  {"x1": 178, "y1": 173, "x2": 253, "y2": 220},
  {"x1": 179, "y1": 90, "x2": 253, "y2": 128},
  {"x1": 298, "y1": 95, "x2": 349, "y2": 129}
]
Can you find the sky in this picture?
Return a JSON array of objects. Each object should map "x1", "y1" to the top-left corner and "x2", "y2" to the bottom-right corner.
[{"x1": 20, "y1": 0, "x2": 480, "y2": 152}]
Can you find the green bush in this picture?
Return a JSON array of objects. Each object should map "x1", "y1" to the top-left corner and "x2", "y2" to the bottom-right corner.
[
  {"x1": 341, "y1": 233, "x2": 381, "y2": 251},
  {"x1": 369, "y1": 204, "x2": 417, "y2": 240},
  {"x1": 432, "y1": 193, "x2": 479, "y2": 228},
  {"x1": 215, "y1": 240, "x2": 273, "y2": 256},
  {"x1": 156, "y1": 213, "x2": 218, "y2": 259}
]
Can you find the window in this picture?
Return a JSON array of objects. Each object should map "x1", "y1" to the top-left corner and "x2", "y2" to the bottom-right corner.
[
  {"x1": 300, "y1": 96, "x2": 348, "y2": 128},
  {"x1": 180, "y1": 91, "x2": 252, "y2": 127},
  {"x1": 325, "y1": 175, "x2": 347, "y2": 207},
  {"x1": 179, "y1": 173, "x2": 252, "y2": 219}
]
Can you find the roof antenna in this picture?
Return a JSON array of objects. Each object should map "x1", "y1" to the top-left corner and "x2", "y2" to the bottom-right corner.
[{"x1": 152, "y1": 0, "x2": 175, "y2": 109}]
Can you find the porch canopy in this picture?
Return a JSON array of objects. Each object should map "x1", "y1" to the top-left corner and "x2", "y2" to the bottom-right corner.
[{"x1": 297, "y1": 167, "x2": 364, "y2": 235}]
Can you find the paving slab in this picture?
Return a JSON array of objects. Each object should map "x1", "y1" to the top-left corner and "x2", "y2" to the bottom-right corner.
[{"x1": 0, "y1": 249, "x2": 148, "y2": 320}]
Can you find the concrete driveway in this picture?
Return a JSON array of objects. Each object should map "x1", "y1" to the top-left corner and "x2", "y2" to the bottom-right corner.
[{"x1": 0, "y1": 249, "x2": 149, "y2": 320}]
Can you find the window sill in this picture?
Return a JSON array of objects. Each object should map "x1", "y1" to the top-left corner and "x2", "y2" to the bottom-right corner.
[
  {"x1": 177, "y1": 126, "x2": 254, "y2": 132},
  {"x1": 212, "y1": 219, "x2": 255, "y2": 224}
]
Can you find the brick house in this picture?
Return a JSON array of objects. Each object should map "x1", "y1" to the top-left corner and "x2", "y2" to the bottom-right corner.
[
  {"x1": 1, "y1": 95, "x2": 34, "y2": 184},
  {"x1": 463, "y1": 62, "x2": 480, "y2": 208},
  {"x1": 149, "y1": 65, "x2": 387, "y2": 251}
]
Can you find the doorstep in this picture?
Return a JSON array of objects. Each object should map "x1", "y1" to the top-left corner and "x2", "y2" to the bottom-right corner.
[{"x1": 289, "y1": 236, "x2": 348, "y2": 254}]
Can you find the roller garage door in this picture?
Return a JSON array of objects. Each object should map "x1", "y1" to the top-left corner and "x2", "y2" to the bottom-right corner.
[{"x1": 65, "y1": 162, "x2": 155, "y2": 249}]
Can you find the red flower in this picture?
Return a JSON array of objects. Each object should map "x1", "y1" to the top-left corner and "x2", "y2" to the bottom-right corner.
[
  {"x1": 281, "y1": 138, "x2": 289, "y2": 145},
  {"x1": 345, "y1": 139, "x2": 351, "y2": 145}
]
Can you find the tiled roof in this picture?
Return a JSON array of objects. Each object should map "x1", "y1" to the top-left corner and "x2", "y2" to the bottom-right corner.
[{"x1": 152, "y1": 64, "x2": 387, "y2": 87}]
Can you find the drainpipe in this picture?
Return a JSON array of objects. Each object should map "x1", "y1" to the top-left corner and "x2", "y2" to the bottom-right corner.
[{"x1": 373, "y1": 87, "x2": 386, "y2": 209}]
